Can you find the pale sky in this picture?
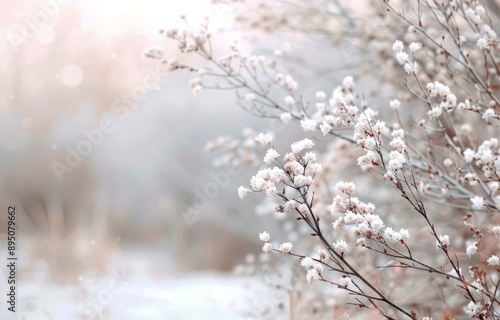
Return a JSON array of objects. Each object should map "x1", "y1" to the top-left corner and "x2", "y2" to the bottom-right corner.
[{"x1": 71, "y1": 0, "x2": 230, "y2": 36}]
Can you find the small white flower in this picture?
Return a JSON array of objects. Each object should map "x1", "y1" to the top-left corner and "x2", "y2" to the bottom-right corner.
[
  {"x1": 477, "y1": 37, "x2": 489, "y2": 49},
  {"x1": 335, "y1": 181, "x2": 356, "y2": 194},
  {"x1": 244, "y1": 93, "x2": 255, "y2": 102},
  {"x1": 303, "y1": 152, "x2": 316, "y2": 163},
  {"x1": 284, "y1": 75, "x2": 298, "y2": 91},
  {"x1": 463, "y1": 148, "x2": 475, "y2": 163},
  {"x1": 404, "y1": 63, "x2": 415, "y2": 74},
  {"x1": 280, "y1": 112, "x2": 292, "y2": 124},
  {"x1": 255, "y1": 133, "x2": 273, "y2": 146},
  {"x1": 390, "y1": 99, "x2": 401, "y2": 110},
  {"x1": 315, "y1": 91, "x2": 326, "y2": 101},
  {"x1": 313, "y1": 262, "x2": 324, "y2": 273},
  {"x1": 294, "y1": 174, "x2": 313, "y2": 188},
  {"x1": 364, "y1": 137, "x2": 376, "y2": 150},
  {"x1": 259, "y1": 231, "x2": 270, "y2": 242},
  {"x1": 471, "y1": 196, "x2": 484, "y2": 210},
  {"x1": 333, "y1": 240, "x2": 349, "y2": 255},
  {"x1": 342, "y1": 76, "x2": 355, "y2": 89},
  {"x1": 301, "y1": 257, "x2": 314, "y2": 268},
  {"x1": 488, "y1": 182, "x2": 499, "y2": 193},
  {"x1": 395, "y1": 51, "x2": 409, "y2": 65},
  {"x1": 346, "y1": 105, "x2": 358, "y2": 117},
  {"x1": 391, "y1": 129, "x2": 405, "y2": 139},
  {"x1": 300, "y1": 119, "x2": 317, "y2": 132},
  {"x1": 166, "y1": 57, "x2": 179, "y2": 69},
  {"x1": 263, "y1": 148, "x2": 280, "y2": 164},
  {"x1": 189, "y1": 77, "x2": 202, "y2": 88},
  {"x1": 284, "y1": 95, "x2": 295, "y2": 106},
  {"x1": 427, "y1": 106, "x2": 442, "y2": 119},
  {"x1": 275, "y1": 73, "x2": 284, "y2": 84},
  {"x1": 357, "y1": 151, "x2": 377, "y2": 167},
  {"x1": 262, "y1": 243, "x2": 273, "y2": 252},
  {"x1": 464, "y1": 301, "x2": 485, "y2": 318},
  {"x1": 390, "y1": 137, "x2": 407, "y2": 153},
  {"x1": 284, "y1": 200, "x2": 295, "y2": 213},
  {"x1": 265, "y1": 183, "x2": 277, "y2": 197},
  {"x1": 388, "y1": 151, "x2": 406, "y2": 171},
  {"x1": 487, "y1": 255, "x2": 499, "y2": 266},
  {"x1": 475, "y1": 6, "x2": 486, "y2": 16},
  {"x1": 464, "y1": 172, "x2": 478, "y2": 186},
  {"x1": 279, "y1": 242, "x2": 293, "y2": 254},
  {"x1": 384, "y1": 227, "x2": 402, "y2": 243},
  {"x1": 436, "y1": 82, "x2": 451, "y2": 96},
  {"x1": 306, "y1": 268, "x2": 321, "y2": 283},
  {"x1": 409, "y1": 42, "x2": 422, "y2": 52},
  {"x1": 250, "y1": 175, "x2": 267, "y2": 191},
  {"x1": 318, "y1": 249, "x2": 327, "y2": 260},
  {"x1": 356, "y1": 238, "x2": 366, "y2": 247},
  {"x1": 398, "y1": 229, "x2": 410, "y2": 240},
  {"x1": 332, "y1": 218, "x2": 344, "y2": 230},
  {"x1": 338, "y1": 276, "x2": 352, "y2": 287},
  {"x1": 437, "y1": 235, "x2": 450, "y2": 250},
  {"x1": 238, "y1": 186, "x2": 250, "y2": 199},
  {"x1": 320, "y1": 122, "x2": 332, "y2": 135},
  {"x1": 291, "y1": 139, "x2": 314, "y2": 154},
  {"x1": 480, "y1": 24, "x2": 497, "y2": 43},
  {"x1": 486, "y1": 255, "x2": 500, "y2": 266},
  {"x1": 492, "y1": 226, "x2": 500, "y2": 237},
  {"x1": 482, "y1": 108, "x2": 495, "y2": 121},
  {"x1": 298, "y1": 204, "x2": 308, "y2": 213},
  {"x1": 392, "y1": 40, "x2": 404, "y2": 52},
  {"x1": 284, "y1": 161, "x2": 302, "y2": 175},
  {"x1": 443, "y1": 158, "x2": 453, "y2": 167},
  {"x1": 310, "y1": 163, "x2": 322, "y2": 174},
  {"x1": 466, "y1": 241, "x2": 478, "y2": 257},
  {"x1": 384, "y1": 171, "x2": 396, "y2": 181}
]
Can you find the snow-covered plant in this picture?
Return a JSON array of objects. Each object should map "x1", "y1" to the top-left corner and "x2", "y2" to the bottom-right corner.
[{"x1": 149, "y1": 1, "x2": 500, "y2": 318}]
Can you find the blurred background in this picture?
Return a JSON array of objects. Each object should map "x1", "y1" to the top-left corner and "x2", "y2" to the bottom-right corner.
[{"x1": 0, "y1": 1, "x2": 363, "y2": 319}]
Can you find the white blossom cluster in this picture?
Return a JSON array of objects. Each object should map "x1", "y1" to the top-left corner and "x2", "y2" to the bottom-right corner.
[
  {"x1": 205, "y1": 128, "x2": 261, "y2": 168},
  {"x1": 464, "y1": 300, "x2": 487, "y2": 318},
  {"x1": 467, "y1": 138, "x2": 500, "y2": 181},
  {"x1": 353, "y1": 110, "x2": 386, "y2": 151},
  {"x1": 337, "y1": 275, "x2": 352, "y2": 288},
  {"x1": 457, "y1": 99, "x2": 500, "y2": 124},
  {"x1": 387, "y1": 128, "x2": 408, "y2": 174},
  {"x1": 289, "y1": 76, "x2": 379, "y2": 136},
  {"x1": 436, "y1": 234, "x2": 450, "y2": 250},
  {"x1": 425, "y1": 81, "x2": 458, "y2": 118},
  {"x1": 161, "y1": 19, "x2": 286, "y2": 98},
  {"x1": 165, "y1": 19, "x2": 209, "y2": 53},
  {"x1": 258, "y1": 231, "x2": 273, "y2": 252},
  {"x1": 238, "y1": 137, "x2": 321, "y2": 200},
  {"x1": 331, "y1": 181, "x2": 410, "y2": 245},
  {"x1": 300, "y1": 257, "x2": 324, "y2": 283},
  {"x1": 275, "y1": 73, "x2": 298, "y2": 92},
  {"x1": 392, "y1": 40, "x2": 418, "y2": 74},
  {"x1": 465, "y1": 5, "x2": 497, "y2": 50}
]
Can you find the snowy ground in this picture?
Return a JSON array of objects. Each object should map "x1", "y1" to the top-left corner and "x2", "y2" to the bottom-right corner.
[{"x1": 1, "y1": 248, "x2": 283, "y2": 320}]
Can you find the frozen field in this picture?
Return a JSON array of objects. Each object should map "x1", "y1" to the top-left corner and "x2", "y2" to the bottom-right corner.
[{"x1": 1, "y1": 249, "x2": 280, "y2": 320}]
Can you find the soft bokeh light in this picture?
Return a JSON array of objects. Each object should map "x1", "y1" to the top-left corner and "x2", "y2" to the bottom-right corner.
[{"x1": 76, "y1": 0, "x2": 217, "y2": 35}]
